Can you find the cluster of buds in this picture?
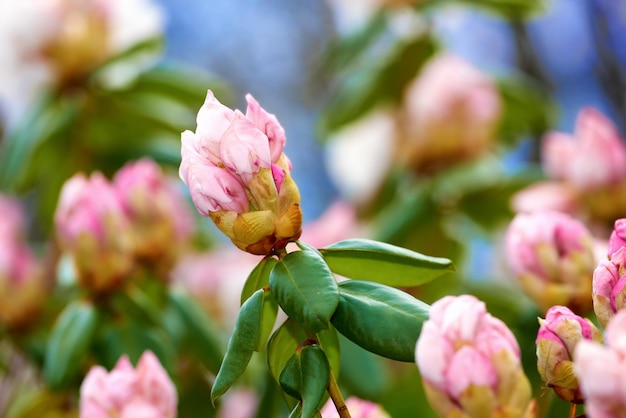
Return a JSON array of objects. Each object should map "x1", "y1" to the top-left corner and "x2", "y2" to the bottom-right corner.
[
  {"x1": 0, "y1": 0, "x2": 163, "y2": 126},
  {"x1": 179, "y1": 90, "x2": 302, "y2": 256},
  {"x1": 535, "y1": 306, "x2": 602, "y2": 403},
  {"x1": 79, "y1": 350, "x2": 177, "y2": 418},
  {"x1": 505, "y1": 211, "x2": 597, "y2": 314},
  {"x1": 0, "y1": 195, "x2": 45, "y2": 330},
  {"x1": 55, "y1": 158, "x2": 193, "y2": 294},
  {"x1": 592, "y1": 245, "x2": 626, "y2": 328},
  {"x1": 574, "y1": 310, "x2": 626, "y2": 417},
  {"x1": 415, "y1": 295, "x2": 535, "y2": 418},
  {"x1": 513, "y1": 108, "x2": 626, "y2": 222},
  {"x1": 397, "y1": 53, "x2": 502, "y2": 174}
]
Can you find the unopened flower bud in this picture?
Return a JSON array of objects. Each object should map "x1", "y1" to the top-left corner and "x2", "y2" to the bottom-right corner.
[
  {"x1": 398, "y1": 53, "x2": 502, "y2": 173},
  {"x1": 505, "y1": 211, "x2": 596, "y2": 314},
  {"x1": 0, "y1": 196, "x2": 45, "y2": 330},
  {"x1": 55, "y1": 172, "x2": 133, "y2": 293},
  {"x1": 536, "y1": 306, "x2": 602, "y2": 403},
  {"x1": 114, "y1": 158, "x2": 193, "y2": 275},
  {"x1": 608, "y1": 218, "x2": 626, "y2": 258},
  {"x1": 179, "y1": 90, "x2": 302, "y2": 256},
  {"x1": 80, "y1": 351, "x2": 177, "y2": 418},
  {"x1": 574, "y1": 310, "x2": 626, "y2": 417},
  {"x1": 416, "y1": 295, "x2": 535, "y2": 418},
  {"x1": 592, "y1": 246, "x2": 626, "y2": 328}
]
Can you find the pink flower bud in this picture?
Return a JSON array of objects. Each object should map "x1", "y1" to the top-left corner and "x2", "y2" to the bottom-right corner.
[
  {"x1": 505, "y1": 211, "x2": 596, "y2": 313},
  {"x1": 217, "y1": 388, "x2": 259, "y2": 418},
  {"x1": 536, "y1": 306, "x2": 602, "y2": 403},
  {"x1": 55, "y1": 172, "x2": 133, "y2": 293},
  {"x1": 113, "y1": 158, "x2": 194, "y2": 274},
  {"x1": 415, "y1": 295, "x2": 535, "y2": 418},
  {"x1": 320, "y1": 396, "x2": 390, "y2": 418},
  {"x1": 179, "y1": 90, "x2": 302, "y2": 256},
  {"x1": 399, "y1": 52, "x2": 501, "y2": 173},
  {"x1": 80, "y1": 351, "x2": 177, "y2": 418},
  {"x1": 542, "y1": 108, "x2": 626, "y2": 190},
  {"x1": 574, "y1": 310, "x2": 626, "y2": 417},
  {"x1": 510, "y1": 182, "x2": 579, "y2": 215},
  {"x1": 592, "y1": 247, "x2": 626, "y2": 328},
  {"x1": 0, "y1": 196, "x2": 45, "y2": 329},
  {"x1": 608, "y1": 218, "x2": 626, "y2": 258}
]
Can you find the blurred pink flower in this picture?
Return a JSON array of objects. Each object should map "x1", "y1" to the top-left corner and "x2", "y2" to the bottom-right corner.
[
  {"x1": 0, "y1": 0, "x2": 163, "y2": 128},
  {"x1": 320, "y1": 396, "x2": 390, "y2": 418},
  {"x1": 399, "y1": 52, "x2": 501, "y2": 173},
  {"x1": 542, "y1": 108, "x2": 626, "y2": 190},
  {"x1": 510, "y1": 182, "x2": 579, "y2": 215},
  {"x1": 114, "y1": 158, "x2": 194, "y2": 273},
  {"x1": 179, "y1": 90, "x2": 301, "y2": 256},
  {"x1": 80, "y1": 351, "x2": 177, "y2": 418},
  {"x1": 415, "y1": 295, "x2": 534, "y2": 418},
  {"x1": 608, "y1": 218, "x2": 626, "y2": 258},
  {"x1": 55, "y1": 172, "x2": 133, "y2": 293},
  {"x1": 0, "y1": 195, "x2": 45, "y2": 329},
  {"x1": 536, "y1": 306, "x2": 602, "y2": 403},
  {"x1": 217, "y1": 388, "x2": 259, "y2": 418},
  {"x1": 592, "y1": 246, "x2": 626, "y2": 328},
  {"x1": 575, "y1": 310, "x2": 626, "y2": 418},
  {"x1": 505, "y1": 211, "x2": 596, "y2": 313},
  {"x1": 300, "y1": 201, "x2": 365, "y2": 248}
]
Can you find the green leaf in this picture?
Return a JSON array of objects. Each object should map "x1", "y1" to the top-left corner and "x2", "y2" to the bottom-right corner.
[
  {"x1": 267, "y1": 320, "x2": 339, "y2": 388},
  {"x1": 331, "y1": 280, "x2": 430, "y2": 362},
  {"x1": 242, "y1": 257, "x2": 277, "y2": 304},
  {"x1": 257, "y1": 290, "x2": 279, "y2": 352},
  {"x1": 211, "y1": 289, "x2": 264, "y2": 403},
  {"x1": 338, "y1": 334, "x2": 389, "y2": 399},
  {"x1": 278, "y1": 346, "x2": 330, "y2": 418},
  {"x1": 44, "y1": 300, "x2": 99, "y2": 390},
  {"x1": 169, "y1": 291, "x2": 224, "y2": 374},
  {"x1": 320, "y1": 238, "x2": 454, "y2": 287},
  {"x1": 269, "y1": 250, "x2": 339, "y2": 334},
  {"x1": 300, "y1": 346, "x2": 331, "y2": 418}
]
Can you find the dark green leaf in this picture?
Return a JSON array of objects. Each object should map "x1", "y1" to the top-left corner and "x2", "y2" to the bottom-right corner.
[
  {"x1": 279, "y1": 353, "x2": 303, "y2": 400},
  {"x1": 331, "y1": 280, "x2": 430, "y2": 362},
  {"x1": 169, "y1": 291, "x2": 224, "y2": 374},
  {"x1": 242, "y1": 257, "x2": 277, "y2": 304},
  {"x1": 320, "y1": 238, "x2": 453, "y2": 287},
  {"x1": 257, "y1": 290, "x2": 279, "y2": 352},
  {"x1": 44, "y1": 300, "x2": 99, "y2": 390},
  {"x1": 267, "y1": 320, "x2": 339, "y2": 387},
  {"x1": 269, "y1": 250, "x2": 339, "y2": 334},
  {"x1": 211, "y1": 289, "x2": 264, "y2": 403},
  {"x1": 300, "y1": 346, "x2": 330, "y2": 418}
]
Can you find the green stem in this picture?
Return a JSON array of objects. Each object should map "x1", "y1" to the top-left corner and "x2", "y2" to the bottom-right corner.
[{"x1": 327, "y1": 371, "x2": 351, "y2": 418}]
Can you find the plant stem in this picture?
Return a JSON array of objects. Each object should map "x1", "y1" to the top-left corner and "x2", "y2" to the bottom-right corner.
[
  {"x1": 569, "y1": 403, "x2": 576, "y2": 418},
  {"x1": 327, "y1": 370, "x2": 351, "y2": 418}
]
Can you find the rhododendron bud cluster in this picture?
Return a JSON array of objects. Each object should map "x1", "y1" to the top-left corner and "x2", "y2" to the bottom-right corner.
[
  {"x1": 575, "y1": 310, "x2": 626, "y2": 418},
  {"x1": 55, "y1": 159, "x2": 193, "y2": 293},
  {"x1": 179, "y1": 90, "x2": 302, "y2": 256},
  {"x1": 528, "y1": 108, "x2": 626, "y2": 221},
  {"x1": 505, "y1": 211, "x2": 596, "y2": 313},
  {"x1": 398, "y1": 52, "x2": 502, "y2": 173},
  {"x1": 0, "y1": 0, "x2": 163, "y2": 126},
  {"x1": 79, "y1": 351, "x2": 177, "y2": 418},
  {"x1": 0, "y1": 195, "x2": 45, "y2": 329},
  {"x1": 415, "y1": 295, "x2": 535, "y2": 418},
  {"x1": 593, "y1": 245, "x2": 626, "y2": 328},
  {"x1": 536, "y1": 306, "x2": 602, "y2": 403}
]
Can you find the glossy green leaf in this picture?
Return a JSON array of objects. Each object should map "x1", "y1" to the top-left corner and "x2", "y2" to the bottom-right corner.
[
  {"x1": 279, "y1": 353, "x2": 303, "y2": 400},
  {"x1": 300, "y1": 346, "x2": 331, "y2": 418},
  {"x1": 211, "y1": 289, "x2": 264, "y2": 403},
  {"x1": 320, "y1": 238, "x2": 454, "y2": 287},
  {"x1": 288, "y1": 404, "x2": 322, "y2": 418},
  {"x1": 267, "y1": 319, "x2": 340, "y2": 388},
  {"x1": 242, "y1": 257, "x2": 277, "y2": 304},
  {"x1": 257, "y1": 290, "x2": 279, "y2": 352},
  {"x1": 279, "y1": 346, "x2": 330, "y2": 418},
  {"x1": 331, "y1": 280, "x2": 430, "y2": 362},
  {"x1": 169, "y1": 291, "x2": 224, "y2": 374},
  {"x1": 269, "y1": 249, "x2": 339, "y2": 334},
  {"x1": 44, "y1": 300, "x2": 99, "y2": 390}
]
